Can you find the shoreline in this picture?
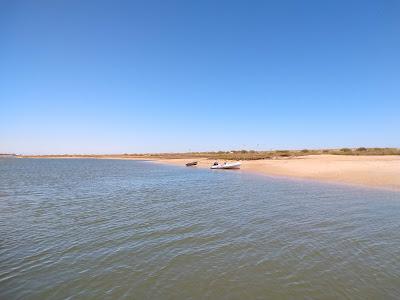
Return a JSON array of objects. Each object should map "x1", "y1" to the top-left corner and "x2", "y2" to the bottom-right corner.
[
  {"x1": 152, "y1": 155, "x2": 400, "y2": 192},
  {"x1": 18, "y1": 154, "x2": 400, "y2": 191}
]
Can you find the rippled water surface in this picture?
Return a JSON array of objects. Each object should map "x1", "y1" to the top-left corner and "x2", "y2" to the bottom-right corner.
[{"x1": 1, "y1": 158, "x2": 400, "y2": 299}]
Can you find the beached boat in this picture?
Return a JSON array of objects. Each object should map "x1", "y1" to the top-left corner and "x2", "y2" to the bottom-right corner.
[
  {"x1": 185, "y1": 161, "x2": 198, "y2": 166},
  {"x1": 210, "y1": 162, "x2": 241, "y2": 169}
]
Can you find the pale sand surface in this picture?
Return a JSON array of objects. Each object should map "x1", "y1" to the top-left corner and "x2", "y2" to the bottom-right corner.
[{"x1": 154, "y1": 155, "x2": 400, "y2": 191}]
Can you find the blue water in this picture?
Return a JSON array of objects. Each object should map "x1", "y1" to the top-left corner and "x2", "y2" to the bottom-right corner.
[{"x1": 1, "y1": 158, "x2": 399, "y2": 299}]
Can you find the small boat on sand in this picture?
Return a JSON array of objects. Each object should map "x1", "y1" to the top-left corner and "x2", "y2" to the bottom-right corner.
[
  {"x1": 186, "y1": 161, "x2": 198, "y2": 167},
  {"x1": 210, "y1": 162, "x2": 241, "y2": 169}
]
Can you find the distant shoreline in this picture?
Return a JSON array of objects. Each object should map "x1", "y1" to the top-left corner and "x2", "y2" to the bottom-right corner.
[
  {"x1": 18, "y1": 147, "x2": 400, "y2": 160},
  {"x1": 18, "y1": 151, "x2": 400, "y2": 192}
]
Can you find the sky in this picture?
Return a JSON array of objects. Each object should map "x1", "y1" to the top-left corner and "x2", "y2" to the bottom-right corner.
[{"x1": 1, "y1": 0, "x2": 399, "y2": 154}]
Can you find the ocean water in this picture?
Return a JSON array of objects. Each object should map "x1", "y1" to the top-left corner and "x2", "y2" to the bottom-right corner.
[{"x1": 0, "y1": 158, "x2": 399, "y2": 300}]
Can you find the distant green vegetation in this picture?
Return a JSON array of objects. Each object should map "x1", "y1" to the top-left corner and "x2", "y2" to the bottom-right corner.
[
  {"x1": 133, "y1": 147, "x2": 400, "y2": 161},
  {"x1": 22, "y1": 147, "x2": 400, "y2": 160}
]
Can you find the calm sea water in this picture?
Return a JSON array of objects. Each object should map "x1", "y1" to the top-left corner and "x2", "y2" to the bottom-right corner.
[{"x1": 1, "y1": 158, "x2": 399, "y2": 300}]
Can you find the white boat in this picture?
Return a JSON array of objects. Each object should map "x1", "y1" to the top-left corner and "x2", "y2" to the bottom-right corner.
[{"x1": 210, "y1": 162, "x2": 241, "y2": 169}]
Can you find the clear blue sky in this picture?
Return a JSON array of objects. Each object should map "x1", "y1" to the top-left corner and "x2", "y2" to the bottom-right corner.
[{"x1": 1, "y1": 0, "x2": 399, "y2": 154}]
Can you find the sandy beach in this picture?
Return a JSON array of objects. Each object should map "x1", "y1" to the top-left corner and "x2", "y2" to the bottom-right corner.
[
  {"x1": 21, "y1": 154, "x2": 400, "y2": 191},
  {"x1": 154, "y1": 155, "x2": 400, "y2": 191}
]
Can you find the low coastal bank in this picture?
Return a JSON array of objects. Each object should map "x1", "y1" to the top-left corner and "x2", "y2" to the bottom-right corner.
[{"x1": 20, "y1": 154, "x2": 400, "y2": 191}]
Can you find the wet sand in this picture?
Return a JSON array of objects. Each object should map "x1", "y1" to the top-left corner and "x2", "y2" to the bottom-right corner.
[{"x1": 154, "y1": 155, "x2": 400, "y2": 191}]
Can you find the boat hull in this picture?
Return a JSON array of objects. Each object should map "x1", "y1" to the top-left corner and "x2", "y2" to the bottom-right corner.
[{"x1": 210, "y1": 162, "x2": 241, "y2": 169}]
